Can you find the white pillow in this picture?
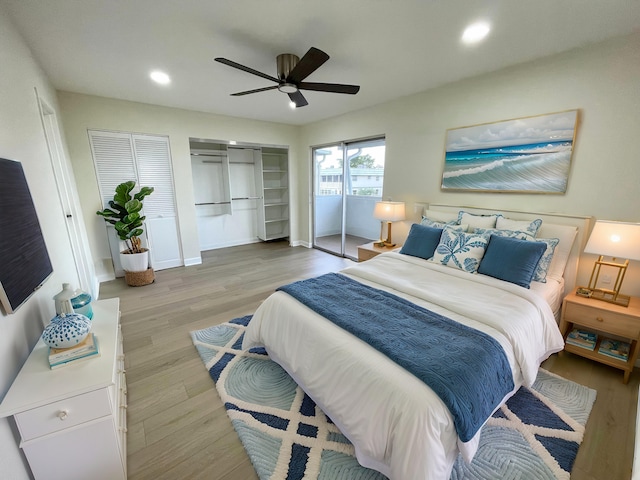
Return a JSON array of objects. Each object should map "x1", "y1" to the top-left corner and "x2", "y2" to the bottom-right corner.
[
  {"x1": 424, "y1": 209, "x2": 459, "y2": 223},
  {"x1": 496, "y1": 217, "x2": 543, "y2": 237},
  {"x1": 458, "y1": 211, "x2": 502, "y2": 230},
  {"x1": 431, "y1": 228, "x2": 489, "y2": 273}
]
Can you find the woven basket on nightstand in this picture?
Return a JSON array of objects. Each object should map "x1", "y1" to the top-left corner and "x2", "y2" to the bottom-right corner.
[{"x1": 124, "y1": 268, "x2": 155, "y2": 287}]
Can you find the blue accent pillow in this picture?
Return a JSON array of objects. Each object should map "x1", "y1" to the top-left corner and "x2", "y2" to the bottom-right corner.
[
  {"x1": 478, "y1": 235, "x2": 547, "y2": 288},
  {"x1": 400, "y1": 224, "x2": 443, "y2": 260},
  {"x1": 431, "y1": 227, "x2": 489, "y2": 273}
]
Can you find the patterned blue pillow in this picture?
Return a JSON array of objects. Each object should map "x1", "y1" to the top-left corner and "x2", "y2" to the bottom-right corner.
[
  {"x1": 421, "y1": 216, "x2": 456, "y2": 228},
  {"x1": 532, "y1": 237, "x2": 560, "y2": 283},
  {"x1": 474, "y1": 228, "x2": 534, "y2": 241},
  {"x1": 495, "y1": 217, "x2": 543, "y2": 237},
  {"x1": 431, "y1": 228, "x2": 489, "y2": 273}
]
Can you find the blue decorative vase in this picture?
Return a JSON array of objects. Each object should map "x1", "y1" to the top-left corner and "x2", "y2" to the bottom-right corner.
[
  {"x1": 71, "y1": 290, "x2": 93, "y2": 320},
  {"x1": 42, "y1": 313, "x2": 92, "y2": 349}
]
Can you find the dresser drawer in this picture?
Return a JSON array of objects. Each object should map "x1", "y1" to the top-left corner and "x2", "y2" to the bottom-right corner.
[
  {"x1": 15, "y1": 388, "x2": 112, "y2": 441},
  {"x1": 563, "y1": 301, "x2": 640, "y2": 339}
]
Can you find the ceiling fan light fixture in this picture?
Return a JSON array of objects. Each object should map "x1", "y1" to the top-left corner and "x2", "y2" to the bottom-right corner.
[
  {"x1": 278, "y1": 83, "x2": 298, "y2": 94},
  {"x1": 289, "y1": 101, "x2": 297, "y2": 109}
]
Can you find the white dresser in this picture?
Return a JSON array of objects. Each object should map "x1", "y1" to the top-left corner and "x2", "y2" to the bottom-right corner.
[{"x1": 0, "y1": 298, "x2": 127, "y2": 480}]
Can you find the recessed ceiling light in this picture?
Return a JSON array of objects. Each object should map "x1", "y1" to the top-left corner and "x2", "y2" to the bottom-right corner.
[
  {"x1": 461, "y1": 22, "x2": 490, "y2": 45},
  {"x1": 150, "y1": 70, "x2": 171, "y2": 85}
]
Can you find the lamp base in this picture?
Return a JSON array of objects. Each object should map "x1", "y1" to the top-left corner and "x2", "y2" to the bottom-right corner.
[{"x1": 576, "y1": 286, "x2": 630, "y2": 307}]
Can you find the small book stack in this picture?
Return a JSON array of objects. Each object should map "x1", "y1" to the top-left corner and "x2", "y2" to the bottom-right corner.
[
  {"x1": 566, "y1": 328, "x2": 597, "y2": 351},
  {"x1": 598, "y1": 338, "x2": 631, "y2": 361},
  {"x1": 48, "y1": 333, "x2": 100, "y2": 369}
]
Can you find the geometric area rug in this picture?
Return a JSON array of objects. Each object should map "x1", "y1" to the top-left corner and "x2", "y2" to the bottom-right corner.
[{"x1": 191, "y1": 316, "x2": 597, "y2": 480}]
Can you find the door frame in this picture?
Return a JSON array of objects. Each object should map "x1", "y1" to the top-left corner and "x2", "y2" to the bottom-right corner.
[{"x1": 35, "y1": 89, "x2": 99, "y2": 299}]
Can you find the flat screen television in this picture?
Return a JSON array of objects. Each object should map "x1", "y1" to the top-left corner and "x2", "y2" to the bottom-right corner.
[{"x1": 0, "y1": 158, "x2": 53, "y2": 314}]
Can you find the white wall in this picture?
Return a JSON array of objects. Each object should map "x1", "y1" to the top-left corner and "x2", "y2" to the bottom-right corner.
[
  {"x1": 0, "y1": 10, "x2": 83, "y2": 478},
  {"x1": 57, "y1": 93, "x2": 300, "y2": 278},
  {"x1": 299, "y1": 33, "x2": 640, "y2": 296}
]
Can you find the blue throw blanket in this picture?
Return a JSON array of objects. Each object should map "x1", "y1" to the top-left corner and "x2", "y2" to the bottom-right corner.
[{"x1": 277, "y1": 273, "x2": 514, "y2": 442}]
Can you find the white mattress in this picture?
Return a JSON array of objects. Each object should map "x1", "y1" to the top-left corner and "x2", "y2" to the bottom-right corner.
[
  {"x1": 530, "y1": 277, "x2": 565, "y2": 318},
  {"x1": 243, "y1": 252, "x2": 564, "y2": 479}
]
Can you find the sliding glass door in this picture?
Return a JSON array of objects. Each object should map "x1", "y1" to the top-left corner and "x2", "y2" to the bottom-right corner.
[{"x1": 312, "y1": 137, "x2": 385, "y2": 260}]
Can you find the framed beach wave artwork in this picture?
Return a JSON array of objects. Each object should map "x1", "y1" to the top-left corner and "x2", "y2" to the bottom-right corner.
[{"x1": 441, "y1": 109, "x2": 579, "y2": 193}]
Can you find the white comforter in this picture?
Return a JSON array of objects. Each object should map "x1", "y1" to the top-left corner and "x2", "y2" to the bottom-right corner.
[{"x1": 242, "y1": 252, "x2": 564, "y2": 479}]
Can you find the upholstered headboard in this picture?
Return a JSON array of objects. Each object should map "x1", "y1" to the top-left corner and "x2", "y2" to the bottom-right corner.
[{"x1": 424, "y1": 204, "x2": 592, "y2": 297}]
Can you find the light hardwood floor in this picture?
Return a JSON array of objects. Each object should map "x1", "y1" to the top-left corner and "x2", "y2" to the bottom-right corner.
[{"x1": 98, "y1": 241, "x2": 638, "y2": 480}]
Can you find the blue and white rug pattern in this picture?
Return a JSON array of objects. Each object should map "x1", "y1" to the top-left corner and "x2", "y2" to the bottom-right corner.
[{"x1": 191, "y1": 317, "x2": 596, "y2": 480}]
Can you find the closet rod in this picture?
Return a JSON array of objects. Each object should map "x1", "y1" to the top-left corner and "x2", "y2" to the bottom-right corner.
[
  {"x1": 195, "y1": 201, "x2": 231, "y2": 205},
  {"x1": 232, "y1": 196, "x2": 262, "y2": 200}
]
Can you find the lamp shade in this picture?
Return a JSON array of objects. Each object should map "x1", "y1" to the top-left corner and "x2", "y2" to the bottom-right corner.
[
  {"x1": 584, "y1": 220, "x2": 640, "y2": 261},
  {"x1": 373, "y1": 201, "x2": 406, "y2": 222}
]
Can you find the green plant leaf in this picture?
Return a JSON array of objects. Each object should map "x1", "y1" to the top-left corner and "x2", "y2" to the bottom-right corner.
[
  {"x1": 114, "y1": 181, "x2": 135, "y2": 205},
  {"x1": 125, "y1": 199, "x2": 143, "y2": 214},
  {"x1": 134, "y1": 186, "x2": 154, "y2": 201}
]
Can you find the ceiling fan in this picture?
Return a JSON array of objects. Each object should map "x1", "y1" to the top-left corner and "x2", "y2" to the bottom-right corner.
[{"x1": 214, "y1": 47, "x2": 360, "y2": 108}]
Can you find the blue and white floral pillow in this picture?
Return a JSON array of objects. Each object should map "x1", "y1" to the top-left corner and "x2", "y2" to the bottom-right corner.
[
  {"x1": 532, "y1": 237, "x2": 560, "y2": 283},
  {"x1": 473, "y1": 228, "x2": 534, "y2": 241},
  {"x1": 420, "y1": 216, "x2": 466, "y2": 231},
  {"x1": 495, "y1": 217, "x2": 543, "y2": 237},
  {"x1": 431, "y1": 228, "x2": 489, "y2": 273}
]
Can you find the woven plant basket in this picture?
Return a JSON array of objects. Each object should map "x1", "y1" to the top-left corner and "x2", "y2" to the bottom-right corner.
[{"x1": 124, "y1": 268, "x2": 155, "y2": 287}]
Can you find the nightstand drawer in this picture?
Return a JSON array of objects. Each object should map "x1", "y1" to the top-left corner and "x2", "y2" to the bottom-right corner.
[
  {"x1": 15, "y1": 389, "x2": 112, "y2": 441},
  {"x1": 563, "y1": 301, "x2": 640, "y2": 339}
]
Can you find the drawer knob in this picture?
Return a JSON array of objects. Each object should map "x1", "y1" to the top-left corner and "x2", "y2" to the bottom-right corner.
[
  {"x1": 58, "y1": 410, "x2": 69, "y2": 421},
  {"x1": 596, "y1": 316, "x2": 604, "y2": 322}
]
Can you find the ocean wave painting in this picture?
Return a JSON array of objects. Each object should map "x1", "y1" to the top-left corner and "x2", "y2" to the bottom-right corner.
[{"x1": 441, "y1": 110, "x2": 578, "y2": 193}]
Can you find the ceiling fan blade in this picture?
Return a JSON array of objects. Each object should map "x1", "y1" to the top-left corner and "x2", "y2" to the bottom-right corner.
[
  {"x1": 286, "y1": 47, "x2": 330, "y2": 83},
  {"x1": 298, "y1": 82, "x2": 360, "y2": 95},
  {"x1": 231, "y1": 85, "x2": 279, "y2": 96},
  {"x1": 214, "y1": 57, "x2": 280, "y2": 83},
  {"x1": 288, "y1": 90, "x2": 308, "y2": 107}
]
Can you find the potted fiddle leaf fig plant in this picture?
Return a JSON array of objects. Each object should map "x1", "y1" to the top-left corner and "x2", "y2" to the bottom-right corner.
[{"x1": 96, "y1": 181, "x2": 155, "y2": 285}]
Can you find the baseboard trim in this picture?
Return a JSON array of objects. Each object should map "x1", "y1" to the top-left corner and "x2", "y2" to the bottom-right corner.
[
  {"x1": 291, "y1": 240, "x2": 311, "y2": 248},
  {"x1": 183, "y1": 257, "x2": 202, "y2": 267}
]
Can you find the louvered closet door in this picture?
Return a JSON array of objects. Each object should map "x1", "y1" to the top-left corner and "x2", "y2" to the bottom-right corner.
[
  {"x1": 90, "y1": 130, "x2": 182, "y2": 276},
  {"x1": 132, "y1": 135, "x2": 182, "y2": 270}
]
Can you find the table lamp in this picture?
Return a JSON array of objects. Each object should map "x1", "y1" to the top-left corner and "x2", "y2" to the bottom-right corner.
[
  {"x1": 582, "y1": 220, "x2": 640, "y2": 307},
  {"x1": 373, "y1": 201, "x2": 405, "y2": 247}
]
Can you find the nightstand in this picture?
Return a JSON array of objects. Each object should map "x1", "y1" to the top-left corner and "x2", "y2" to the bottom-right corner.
[
  {"x1": 559, "y1": 291, "x2": 640, "y2": 384},
  {"x1": 357, "y1": 241, "x2": 399, "y2": 262}
]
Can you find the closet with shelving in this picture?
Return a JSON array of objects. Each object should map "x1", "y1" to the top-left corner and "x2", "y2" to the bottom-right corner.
[
  {"x1": 190, "y1": 139, "x2": 289, "y2": 251},
  {"x1": 256, "y1": 147, "x2": 289, "y2": 241}
]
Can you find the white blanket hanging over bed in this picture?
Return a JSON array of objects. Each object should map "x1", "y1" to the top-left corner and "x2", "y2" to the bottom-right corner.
[{"x1": 243, "y1": 252, "x2": 565, "y2": 479}]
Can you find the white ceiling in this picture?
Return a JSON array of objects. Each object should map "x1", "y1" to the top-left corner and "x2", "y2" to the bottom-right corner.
[{"x1": 4, "y1": 0, "x2": 640, "y2": 126}]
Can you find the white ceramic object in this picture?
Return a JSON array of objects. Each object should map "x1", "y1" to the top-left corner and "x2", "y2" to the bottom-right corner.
[
  {"x1": 42, "y1": 313, "x2": 92, "y2": 349},
  {"x1": 53, "y1": 283, "x2": 75, "y2": 315},
  {"x1": 119, "y1": 249, "x2": 149, "y2": 272}
]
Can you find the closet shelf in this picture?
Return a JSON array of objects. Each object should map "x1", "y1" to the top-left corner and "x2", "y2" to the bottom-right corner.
[
  {"x1": 265, "y1": 218, "x2": 288, "y2": 224},
  {"x1": 195, "y1": 201, "x2": 231, "y2": 206},
  {"x1": 265, "y1": 202, "x2": 288, "y2": 207}
]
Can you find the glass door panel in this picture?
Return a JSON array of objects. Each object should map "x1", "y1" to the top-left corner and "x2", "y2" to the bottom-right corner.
[
  {"x1": 313, "y1": 145, "x2": 345, "y2": 255},
  {"x1": 313, "y1": 138, "x2": 386, "y2": 260}
]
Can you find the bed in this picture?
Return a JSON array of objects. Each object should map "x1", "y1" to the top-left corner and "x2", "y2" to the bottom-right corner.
[{"x1": 242, "y1": 205, "x2": 591, "y2": 479}]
